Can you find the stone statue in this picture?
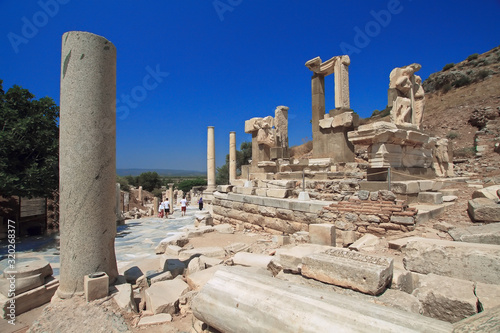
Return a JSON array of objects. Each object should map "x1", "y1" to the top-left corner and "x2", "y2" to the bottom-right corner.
[
  {"x1": 255, "y1": 116, "x2": 275, "y2": 147},
  {"x1": 388, "y1": 63, "x2": 425, "y2": 129},
  {"x1": 433, "y1": 138, "x2": 454, "y2": 177}
]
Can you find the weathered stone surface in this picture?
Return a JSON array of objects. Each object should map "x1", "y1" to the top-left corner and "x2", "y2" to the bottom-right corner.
[
  {"x1": 0, "y1": 273, "x2": 44, "y2": 297},
  {"x1": 159, "y1": 256, "x2": 186, "y2": 278},
  {"x1": 472, "y1": 185, "x2": 500, "y2": 203},
  {"x1": 266, "y1": 188, "x2": 290, "y2": 198},
  {"x1": 165, "y1": 244, "x2": 183, "y2": 256},
  {"x1": 418, "y1": 192, "x2": 443, "y2": 204},
  {"x1": 308, "y1": 223, "x2": 336, "y2": 246},
  {"x1": 224, "y1": 242, "x2": 249, "y2": 255},
  {"x1": 149, "y1": 271, "x2": 173, "y2": 285},
  {"x1": 145, "y1": 279, "x2": 189, "y2": 315},
  {"x1": 403, "y1": 237, "x2": 500, "y2": 284},
  {"x1": 199, "y1": 256, "x2": 223, "y2": 268},
  {"x1": 412, "y1": 273, "x2": 477, "y2": 323},
  {"x1": 442, "y1": 195, "x2": 458, "y2": 202},
  {"x1": 3, "y1": 260, "x2": 52, "y2": 279},
  {"x1": 391, "y1": 267, "x2": 416, "y2": 294},
  {"x1": 301, "y1": 249, "x2": 393, "y2": 295},
  {"x1": 375, "y1": 289, "x2": 422, "y2": 315},
  {"x1": 186, "y1": 266, "x2": 222, "y2": 291},
  {"x1": 113, "y1": 283, "x2": 137, "y2": 312},
  {"x1": 349, "y1": 234, "x2": 379, "y2": 251},
  {"x1": 232, "y1": 252, "x2": 273, "y2": 269},
  {"x1": 448, "y1": 223, "x2": 500, "y2": 245},
  {"x1": 214, "y1": 224, "x2": 234, "y2": 234},
  {"x1": 179, "y1": 247, "x2": 226, "y2": 261},
  {"x1": 468, "y1": 198, "x2": 500, "y2": 222},
  {"x1": 475, "y1": 282, "x2": 500, "y2": 310},
  {"x1": 191, "y1": 266, "x2": 452, "y2": 333},
  {"x1": 0, "y1": 278, "x2": 59, "y2": 318},
  {"x1": 452, "y1": 305, "x2": 500, "y2": 332},
  {"x1": 137, "y1": 313, "x2": 172, "y2": 326},
  {"x1": 187, "y1": 257, "x2": 205, "y2": 276},
  {"x1": 155, "y1": 233, "x2": 188, "y2": 254},
  {"x1": 276, "y1": 244, "x2": 332, "y2": 273},
  {"x1": 84, "y1": 272, "x2": 109, "y2": 301}
]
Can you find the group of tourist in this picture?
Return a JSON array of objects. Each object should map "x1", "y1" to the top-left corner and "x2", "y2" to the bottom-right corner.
[{"x1": 158, "y1": 196, "x2": 204, "y2": 218}]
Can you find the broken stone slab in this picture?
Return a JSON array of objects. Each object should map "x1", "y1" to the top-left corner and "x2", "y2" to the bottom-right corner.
[
  {"x1": 442, "y1": 195, "x2": 457, "y2": 202},
  {"x1": 448, "y1": 223, "x2": 500, "y2": 245},
  {"x1": 348, "y1": 234, "x2": 379, "y2": 251},
  {"x1": 232, "y1": 252, "x2": 273, "y2": 269},
  {"x1": 224, "y1": 242, "x2": 249, "y2": 255},
  {"x1": 214, "y1": 224, "x2": 234, "y2": 234},
  {"x1": 112, "y1": 283, "x2": 137, "y2": 313},
  {"x1": 403, "y1": 237, "x2": 500, "y2": 284},
  {"x1": 182, "y1": 225, "x2": 215, "y2": 238},
  {"x1": 301, "y1": 249, "x2": 393, "y2": 295},
  {"x1": 471, "y1": 185, "x2": 500, "y2": 203},
  {"x1": 412, "y1": 273, "x2": 478, "y2": 323},
  {"x1": 308, "y1": 223, "x2": 336, "y2": 246},
  {"x1": 440, "y1": 188, "x2": 459, "y2": 196},
  {"x1": 145, "y1": 279, "x2": 189, "y2": 315},
  {"x1": 276, "y1": 244, "x2": 332, "y2": 273},
  {"x1": 3, "y1": 260, "x2": 52, "y2": 279},
  {"x1": 149, "y1": 271, "x2": 173, "y2": 285},
  {"x1": 418, "y1": 192, "x2": 443, "y2": 204},
  {"x1": 187, "y1": 257, "x2": 205, "y2": 276},
  {"x1": 391, "y1": 267, "x2": 417, "y2": 294},
  {"x1": 137, "y1": 313, "x2": 173, "y2": 327},
  {"x1": 165, "y1": 244, "x2": 183, "y2": 256},
  {"x1": 159, "y1": 255, "x2": 186, "y2": 278},
  {"x1": 388, "y1": 236, "x2": 421, "y2": 251},
  {"x1": 0, "y1": 273, "x2": 45, "y2": 296},
  {"x1": 199, "y1": 255, "x2": 223, "y2": 268},
  {"x1": 475, "y1": 282, "x2": 500, "y2": 311},
  {"x1": 179, "y1": 247, "x2": 226, "y2": 261},
  {"x1": 191, "y1": 266, "x2": 452, "y2": 333},
  {"x1": 0, "y1": 278, "x2": 58, "y2": 318},
  {"x1": 375, "y1": 289, "x2": 422, "y2": 315},
  {"x1": 154, "y1": 233, "x2": 189, "y2": 254},
  {"x1": 186, "y1": 265, "x2": 222, "y2": 291},
  {"x1": 266, "y1": 188, "x2": 291, "y2": 198},
  {"x1": 467, "y1": 198, "x2": 500, "y2": 222},
  {"x1": 452, "y1": 305, "x2": 500, "y2": 333}
]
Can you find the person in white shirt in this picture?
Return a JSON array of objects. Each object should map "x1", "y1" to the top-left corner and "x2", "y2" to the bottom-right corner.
[
  {"x1": 163, "y1": 198, "x2": 170, "y2": 218},
  {"x1": 159, "y1": 201, "x2": 164, "y2": 218},
  {"x1": 180, "y1": 196, "x2": 188, "y2": 216}
]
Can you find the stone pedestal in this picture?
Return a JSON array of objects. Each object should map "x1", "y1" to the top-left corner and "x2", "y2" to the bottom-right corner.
[
  {"x1": 348, "y1": 122, "x2": 435, "y2": 180},
  {"x1": 84, "y1": 272, "x2": 109, "y2": 302},
  {"x1": 207, "y1": 126, "x2": 216, "y2": 192},
  {"x1": 58, "y1": 31, "x2": 118, "y2": 298},
  {"x1": 229, "y1": 131, "x2": 236, "y2": 185}
]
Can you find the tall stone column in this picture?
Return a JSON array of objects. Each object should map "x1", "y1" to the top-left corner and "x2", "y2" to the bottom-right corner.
[
  {"x1": 168, "y1": 183, "x2": 174, "y2": 213},
  {"x1": 229, "y1": 131, "x2": 236, "y2": 184},
  {"x1": 58, "y1": 31, "x2": 118, "y2": 298},
  {"x1": 334, "y1": 56, "x2": 350, "y2": 109},
  {"x1": 311, "y1": 74, "x2": 325, "y2": 154},
  {"x1": 207, "y1": 126, "x2": 216, "y2": 191}
]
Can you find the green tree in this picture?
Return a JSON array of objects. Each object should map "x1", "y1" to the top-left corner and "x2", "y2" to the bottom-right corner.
[
  {"x1": 216, "y1": 141, "x2": 251, "y2": 185},
  {"x1": 124, "y1": 175, "x2": 138, "y2": 187},
  {"x1": 177, "y1": 178, "x2": 207, "y2": 192},
  {"x1": 0, "y1": 80, "x2": 59, "y2": 198},
  {"x1": 137, "y1": 172, "x2": 161, "y2": 192}
]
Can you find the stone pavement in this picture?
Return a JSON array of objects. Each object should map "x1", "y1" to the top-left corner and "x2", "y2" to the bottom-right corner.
[{"x1": 0, "y1": 207, "x2": 198, "y2": 333}]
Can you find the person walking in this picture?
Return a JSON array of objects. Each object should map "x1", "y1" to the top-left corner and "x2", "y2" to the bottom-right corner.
[
  {"x1": 159, "y1": 201, "x2": 164, "y2": 218},
  {"x1": 198, "y1": 196, "x2": 203, "y2": 210},
  {"x1": 163, "y1": 198, "x2": 170, "y2": 218},
  {"x1": 180, "y1": 196, "x2": 188, "y2": 216}
]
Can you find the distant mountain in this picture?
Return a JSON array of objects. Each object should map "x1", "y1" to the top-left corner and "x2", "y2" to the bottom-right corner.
[{"x1": 117, "y1": 168, "x2": 206, "y2": 177}]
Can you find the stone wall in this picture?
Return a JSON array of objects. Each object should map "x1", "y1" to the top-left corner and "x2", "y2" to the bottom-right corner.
[
  {"x1": 212, "y1": 192, "x2": 331, "y2": 235},
  {"x1": 318, "y1": 190, "x2": 417, "y2": 244}
]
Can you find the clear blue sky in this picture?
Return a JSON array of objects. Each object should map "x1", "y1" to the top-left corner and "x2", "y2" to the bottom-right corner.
[{"x1": 1, "y1": 0, "x2": 499, "y2": 171}]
